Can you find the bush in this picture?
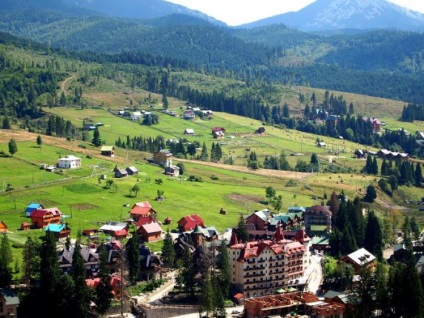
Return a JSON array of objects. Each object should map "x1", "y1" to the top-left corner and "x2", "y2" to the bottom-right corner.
[
  {"x1": 285, "y1": 179, "x2": 298, "y2": 187},
  {"x1": 187, "y1": 175, "x2": 203, "y2": 182},
  {"x1": 210, "y1": 175, "x2": 219, "y2": 180}
]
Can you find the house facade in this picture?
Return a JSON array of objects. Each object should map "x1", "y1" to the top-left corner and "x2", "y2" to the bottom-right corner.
[
  {"x1": 0, "y1": 288, "x2": 19, "y2": 317},
  {"x1": 25, "y1": 202, "x2": 44, "y2": 217},
  {"x1": 100, "y1": 146, "x2": 115, "y2": 157},
  {"x1": 45, "y1": 223, "x2": 71, "y2": 239},
  {"x1": 340, "y1": 248, "x2": 376, "y2": 274},
  {"x1": 177, "y1": 214, "x2": 205, "y2": 232},
  {"x1": 30, "y1": 208, "x2": 62, "y2": 228},
  {"x1": 58, "y1": 155, "x2": 81, "y2": 169},
  {"x1": 228, "y1": 227, "x2": 310, "y2": 298},
  {"x1": 130, "y1": 201, "x2": 157, "y2": 222},
  {"x1": 138, "y1": 221, "x2": 162, "y2": 242},
  {"x1": 153, "y1": 149, "x2": 173, "y2": 167},
  {"x1": 304, "y1": 205, "x2": 332, "y2": 237},
  {"x1": 58, "y1": 245, "x2": 100, "y2": 275}
]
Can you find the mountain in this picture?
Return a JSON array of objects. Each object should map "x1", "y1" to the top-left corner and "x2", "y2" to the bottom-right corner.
[
  {"x1": 63, "y1": 0, "x2": 225, "y2": 26},
  {"x1": 242, "y1": 0, "x2": 424, "y2": 32}
]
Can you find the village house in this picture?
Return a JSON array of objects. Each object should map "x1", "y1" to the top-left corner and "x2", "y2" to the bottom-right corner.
[
  {"x1": 114, "y1": 166, "x2": 128, "y2": 178},
  {"x1": 45, "y1": 223, "x2": 71, "y2": 239},
  {"x1": 25, "y1": 202, "x2": 44, "y2": 217},
  {"x1": 0, "y1": 220, "x2": 7, "y2": 233},
  {"x1": 184, "y1": 128, "x2": 195, "y2": 135},
  {"x1": 164, "y1": 165, "x2": 180, "y2": 177},
  {"x1": 99, "y1": 222, "x2": 129, "y2": 237},
  {"x1": 176, "y1": 225, "x2": 220, "y2": 249},
  {"x1": 0, "y1": 288, "x2": 20, "y2": 317},
  {"x1": 100, "y1": 146, "x2": 115, "y2": 157},
  {"x1": 57, "y1": 155, "x2": 81, "y2": 169},
  {"x1": 377, "y1": 149, "x2": 409, "y2": 160},
  {"x1": 137, "y1": 221, "x2": 163, "y2": 242},
  {"x1": 363, "y1": 117, "x2": 382, "y2": 133},
  {"x1": 152, "y1": 149, "x2": 173, "y2": 167},
  {"x1": 86, "y1": 273, "x2": 124, "y2": 300},
  {"x1": 30, "y1": 207, "x2": 62, "y2": 229},
  {"x1": 303, "y1": 205, "x2": 332, "y2": 237},
  {"x1": 228, "y1": 227, "x2": 311, "y2": 298},
  {"x1": 177, "y1": 214, "x2": 205, "y2": 232},
  {"x1": 212, "y1": 127, "x2": 226, "y2": 139},
  {"x1": 183, "y1": 110, "x2": 195, "y2": 120},
  {"x1": 130, "y1": 111, "x2": 142, "y2": 121},
  {"x1": 340, "y1": 248, "x2": 376, "y2": 274},
  {"x1": 58, "y1": 244, "x2": 100, "y2": 276},
  {"x1": 130, "y1": 201, "x2": 157, "y2": 222},
  {"x1": 126, "y1": 166, "x2": 139, "y2": 175},
  {"x1": 245, "y1": 209, "x2": 272, "y2": 231}
]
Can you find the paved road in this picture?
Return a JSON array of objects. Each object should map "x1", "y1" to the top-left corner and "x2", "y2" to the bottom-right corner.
[
  {"x1": 304, "y1": 253, "x2": 323, "y2": 294},
  {"x1": 169, "y1": 305, "x2": 245, "y2": 318}
]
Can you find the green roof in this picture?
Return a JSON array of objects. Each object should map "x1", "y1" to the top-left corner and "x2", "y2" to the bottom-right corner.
[{"x1": 311, "y1": 225, "x2": 327, "y2": 231}]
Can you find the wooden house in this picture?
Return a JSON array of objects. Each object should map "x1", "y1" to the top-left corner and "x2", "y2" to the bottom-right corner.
[
  {"x1": 25, "y1": 202, "x2": 44, "y2": 217},
  {"x1": 100, "y1": 146, "x2": 115, "y2": 157},
  {"x1": 138, "y1": 221, "x2": 163, "y2": 242},
  {"x1": 177, "y1": 214, "x2": 205, "y2": 232},
  {"x1": 99, "y1": 222, "x2": 129, "y2": 237},
  {"x1": 45, "y1": 223, "x2": 71, "y2": 239},
  {"x1": 340, "y1": 248, "x2": 376, "y2": 274},
  {"x1": 130, "y1": 201, "x2": 157, "y2": 222},
  {"x1": 184, "y1": 128, "x2": 195, "y2": 135},
  {"x1": 0, "y1": 220, "x2": 7, "y2": 233},
  {"x1": 183, "y1": 110, "x2": 195, "y2": 120},
  {"x1": 30, "y1": 208, "x2": 62, "y2": 229},
  {"x1": 114, "y1": 166, "x2": 128, "y2": 178},
  {"x1": 20, "y1": 222, "x2": 31, "y2": 231},
  {"x1": 165, "y1": 165, "x2": 180, "y2": 177},
  {"x1": 0, "y1": 288, "x2": 20, "y2": 317},
  {"x1": 153, "y1": 149, "x2": 173, "y2": 167},
  {"x1": 58, "y1": 245, "x2": 100, "y2": 275},
  {"x1": 245, "y1": 209, "x2": 272, "y2": 231},
  {"x1": 126, "y1": 166, "x2": 139, "y2": 175}
]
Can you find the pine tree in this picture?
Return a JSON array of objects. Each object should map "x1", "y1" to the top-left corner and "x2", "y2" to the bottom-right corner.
[
  {"x1": 0, "y1": 234, "x2": 13, "y2": 287},
  {"x1": 95, "y1": 244, "x2": 113, "y2": 315},
  {"x1": 212, "y1": 273, "x2": 226, "y2": 317},
  {"x1": 39, "y1": 231, "x2": 61, "y2": 316},
  {"x1": 328, "y1": 191, "x2": 340, "y2": 225},
  {"x1": 92, "y1": 127, "x2": 102, "y2": 147},
  {"x1": 22, "y1": 237, "x2": 41, "y2": 283},
  {"x1": 218, "y1": 240, "x2": 231, "y2": 298},
  {"x1": 200, "y1": 142, "x2": 208, "y2": 161},
  {"x1": 372, "y1": 157, "x2": 379, "y2": 175},
  {"x1": 162, "y1": 228, "x2": 176, "y2": 268},
  {"x1": 415, "y1": 162, "x2": 423, "y2": 186},
  {"x1": 237, "y1": 214, "x2": 249, "y2": 243},
  {"x1": 364, "y1": 211, "x2": 383, "y2": 260},
  {"x1": 364, "y1": 155, "x2": 372, "y2": 174},
  {"x1": 2, "y1": 116, "x2": 11, "y2": 129},
  {"x1": 127, "y1": 229, "x2": 141, "y2": 284},
  {"x1": 36, "y1": 135, "x2": 42, "y2": 148},
  {"x1": 201, "y1": 273, "x2": 214, "y2": 316},
  {"x1": 71, "y1": 242, "x2": 92, "y2": 318}
]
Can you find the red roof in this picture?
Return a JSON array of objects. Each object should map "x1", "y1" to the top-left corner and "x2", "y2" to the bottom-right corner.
[
  {"x1": 136, "y1": 217, "x2": 156, "y2": 227},
  {"x1": 114, "y1": 229, "x2": 128, "y2": 237},
  {"x1": 30, "y1": 209, "x2": 53, "y2": 218},
  {"x1": 86, "y1": 278, "x2": 101, "y2": 288},
  {"x1": 178, "y1": 214, "x2": 204, "y2": 230},
  {"x1": 212, "y1": 127, "x2": 225, "y2": 132},
  {"x1": 134, "y1": 201, "x2": 152, "y2": 208},
  {"x1": 130, "y1": 206, "x2": 155, "y2": 216},
  {"x1": 141, "y1": 222, "x2": 162, "y2": 234},
  {"x1": 234, "y1": 293, "x2": 244, "y2": 299}
]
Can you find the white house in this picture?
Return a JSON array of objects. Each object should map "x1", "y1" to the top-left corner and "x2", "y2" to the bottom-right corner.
[
  {"x1": 131, "y1": 111, "x2": 142, "y2": 121},
  {"x1": 58, "y1": 155, "x2": 81, "y2": 169}
]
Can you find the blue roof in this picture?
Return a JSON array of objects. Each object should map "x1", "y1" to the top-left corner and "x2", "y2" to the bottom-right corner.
[
  {"x1": 25, "y1": 203, "x2": 42, "y2": 212},
  {"x1": 45, "y1": 224, "x2": 65, "y2": 233}
]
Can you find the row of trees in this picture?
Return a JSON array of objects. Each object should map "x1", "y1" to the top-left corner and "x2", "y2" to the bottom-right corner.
[{"x1": 0, "y1": 232, "x2": 114, "y2": 317}]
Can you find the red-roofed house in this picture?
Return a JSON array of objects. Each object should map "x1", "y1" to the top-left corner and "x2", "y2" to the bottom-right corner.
[
  {"x1": 138, "y1": 222, "x2": 162, "y2": 242},
  {"x1": 86, "y1": 273, "x2": 124, "y2": 300},
  {"x1": 30, "y1": 208, "x2": 62, "y2": 228},
  {"x1": 129, "y1": 202, "x2": 157, "y2": 221},
  {"x1": 178, "y1": 214, "x2": 205, "y2": 232},
  {"x1": 112, "y1": 229, "x2": 128, "y2": 240}
]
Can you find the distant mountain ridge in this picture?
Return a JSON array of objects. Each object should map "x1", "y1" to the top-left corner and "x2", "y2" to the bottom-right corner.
[{"x1": 242, "y1": 0, "x2": 424, "y2": 32}]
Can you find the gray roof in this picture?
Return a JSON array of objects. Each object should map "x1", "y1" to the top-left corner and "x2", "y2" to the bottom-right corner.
[{"x1": 0, "y1": 288, "x2": 20, "y2": 305}]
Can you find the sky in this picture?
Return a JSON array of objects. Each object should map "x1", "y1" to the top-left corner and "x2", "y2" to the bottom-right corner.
[{"x1": 166, "y1": 0, "x2": 424, "y2": 26}]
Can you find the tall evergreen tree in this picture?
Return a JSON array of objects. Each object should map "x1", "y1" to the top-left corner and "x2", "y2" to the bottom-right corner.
[
  {"x1": 415, "y1": 162, "x2": 423, "y2": 187},
  {"x1": 71, "y1": 241, "x2": 92, "y2": 318},
  {"x1": 8, "y1": 139, "x2": 17, "y2": 156},
  {"x1": 92, "y1": 127, "x2": 102, "y2": 147},
  {"x1": 328, "y1": 191, "x2": 340, "y2": 226},
  {"x1": 95, "y1": 243, "x2": 113, "y2": 315},
  {"x1": 162, "y1": 228, "x2": 176, "y2": 268},
  {"x1": 22, "y1": 237, "x2": 41, "y2": 283},
  {"x1": 201, "y1": 273, "x2": 214, "y2": 316},
  {"x1": 39, "y1": 231, "x2": 61, "y2": 316},
  {"x1": 0, "y1": 234, "x2": 13, "y2": 288},
  {"x1": 127, "y1": 229, "x2": 141, "y2": 284},
  {"x1": 200, "y1": 142, "x2": 208, "y2": 161},
  {"x1": 364, "y1": 211, "x2": 383, "y2": 260},
  {"x1": 2, "y1": 116, "x2": 11, "y2": 129},
  {"x1": 237, "y1": 214, "x2": 249, "y2": 243},
  {"x1": 218, "y1": 240, "x2": 231, "y2": 298}
]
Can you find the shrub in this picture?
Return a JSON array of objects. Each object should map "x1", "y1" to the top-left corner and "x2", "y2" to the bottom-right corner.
[
  {"x1": 285, "y1": 179, "x2": 298, "y2": 187},
  {"x1": 210, "y1": 175, "x2": 219, "y2": 180},
  {"x1": 187, "y1": 175, "x2": 203, "y2": 182}
]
